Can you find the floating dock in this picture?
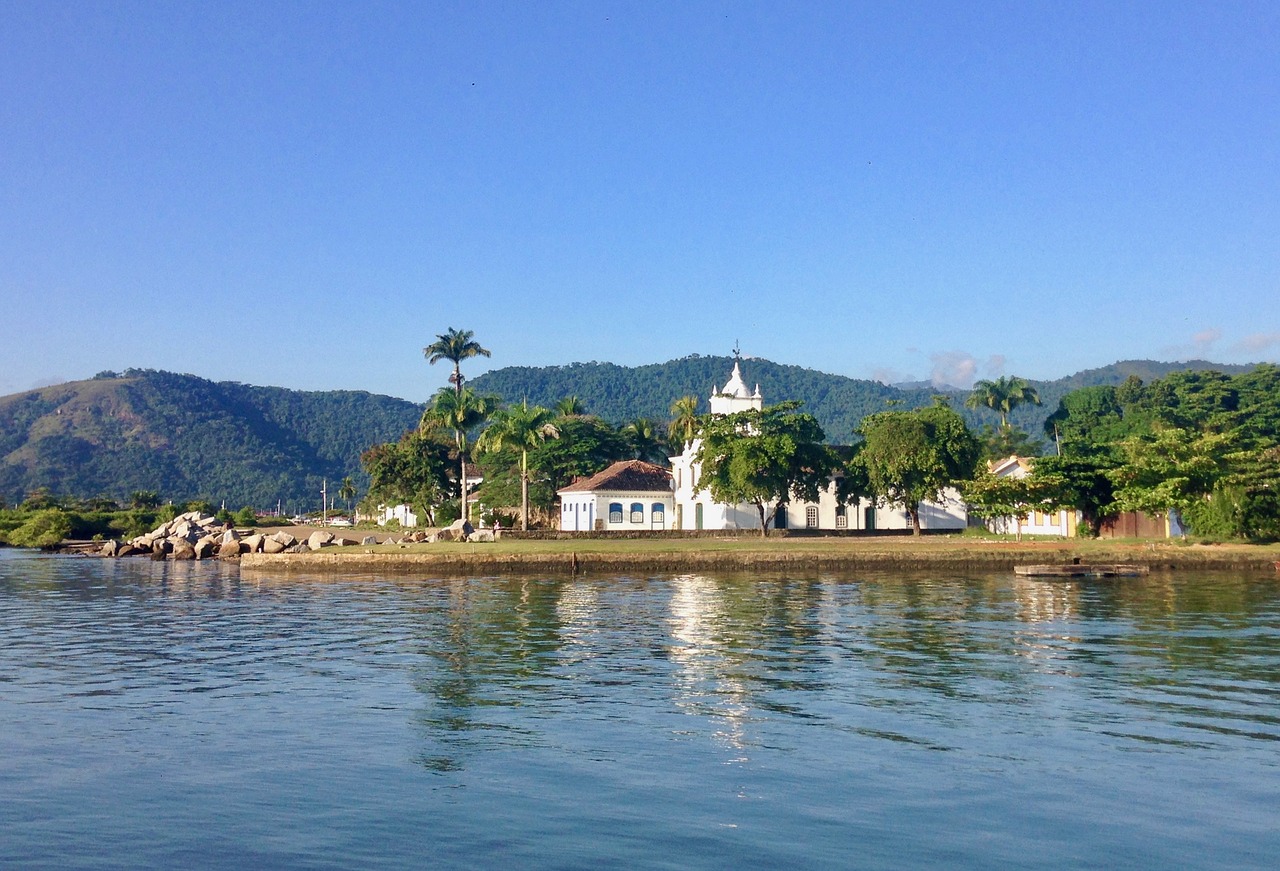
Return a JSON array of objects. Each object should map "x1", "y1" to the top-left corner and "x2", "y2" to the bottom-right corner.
[{"x1": 1014, "y1": 563, "x2": 1150, "y2": 578}]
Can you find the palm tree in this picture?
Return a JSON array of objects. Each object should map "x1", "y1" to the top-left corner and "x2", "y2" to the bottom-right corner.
[
  {"x1": 338, "y1": 477, "x2": 357, "y2": 520},
  {"x1": 421, "y1": 386, "x2": 500, "y2": 522},
  {"x1": 622, "y1": 417, "x2": 668, "y2": 463},
  {"x1": 424, "y1": 327, "x2": 491, "y2": 396},
  {"x1": 965, "y1": 376, "x2": 1041, "y2": 428},
  {"x1": 668, "y1": 395, "x2": 701, "y2": 447},
  {"x1": 556, "y1": 396, "x2": 586, "y2": 417},
  {"x1": 477, "y1": 400, "x2": 560, "y2": 531}
]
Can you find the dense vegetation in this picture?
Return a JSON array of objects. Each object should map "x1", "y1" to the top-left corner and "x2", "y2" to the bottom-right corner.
[
  {"x1": 3, "y1": 353, "x2": 1272, "y2": 543},
  {"x1": 0, "y1": 370, "x2": 422, "y2": 510},
  {"x1": 966, "y1": 365, "x2": 1280, "y2": 540},
  {"x1": 470, "y1": 355, "x2": 1255, "y2": 442}
]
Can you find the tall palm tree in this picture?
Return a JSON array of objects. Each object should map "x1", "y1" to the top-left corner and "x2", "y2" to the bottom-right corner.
[
  {"x1": 622, "y1": 417, "x2": 668, "y2": 463},
  {"x1": 422, "y1": 386, "x2": 500, "y2": 522},
  {"x1": 338, "y1": 477, "x2": 357, "y2": 519},
  {"x1": 477, "y1": 400, "x2": 560, "y2": 531},
  {"x1": 668, "y1": 395, "x2": 701, "y2": 447},
  {"x1": 424, "y1": 327, "x2": 491, "y2": 396},
  {"x1": 965, "y1": 376, "x2": 1041, "y2": 428}
]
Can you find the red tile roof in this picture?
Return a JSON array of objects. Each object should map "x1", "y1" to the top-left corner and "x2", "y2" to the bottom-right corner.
[{"x1": 558, "y1": 460, "x2": 673, "y2": 494}]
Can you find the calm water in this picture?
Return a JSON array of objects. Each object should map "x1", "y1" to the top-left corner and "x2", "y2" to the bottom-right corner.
[{"x1": 2, "y1": 549, "x2": 1279, "y2": 869}]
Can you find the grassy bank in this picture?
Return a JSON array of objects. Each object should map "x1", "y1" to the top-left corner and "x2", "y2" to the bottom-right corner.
[{"x1": 240, "y1": 535, "x2": 1280, "y2": 575}]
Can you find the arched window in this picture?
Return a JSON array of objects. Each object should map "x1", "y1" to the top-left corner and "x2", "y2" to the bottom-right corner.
[
  {"x1": 651, "y1": 503, "x2": 665, "y2": 529},
  {"x1": 609, "y1": 502, "x2": 623, "y2": 524},
  {"x1": 630, "y1": 502, "x2": 644, "y2": 523}
]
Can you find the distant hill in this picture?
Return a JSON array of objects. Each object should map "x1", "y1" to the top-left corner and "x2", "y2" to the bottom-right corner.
[
  {"x1": 0, "y1": 370, "x2": 423, "y2": 509},
  {"x1": 472, "y1": 356, "x2": 1260, "y2": 443},
  {"x1": 2, "y1": 358, "x2": 1260, "y2": 506}
]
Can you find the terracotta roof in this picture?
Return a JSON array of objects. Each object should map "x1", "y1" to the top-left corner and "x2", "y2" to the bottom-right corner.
[{"x1": 558, "y1": 460, "x2": 673, "y2": 494}]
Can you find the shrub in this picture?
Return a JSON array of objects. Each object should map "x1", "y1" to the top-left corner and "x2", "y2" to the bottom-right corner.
[{"x1": 6, "y1": 509, "x2": 73, "y2": 548}]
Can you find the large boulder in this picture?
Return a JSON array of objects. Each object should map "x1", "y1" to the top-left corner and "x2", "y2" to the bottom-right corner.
[
  {"x1": 361, "y1": 536, "x2": 378, "y2": 546},
  {"x1": 262, "y1": 537, "x2": 287, "y2": 554},
  {"x1": 217, "y1": 540, "x2": 244, "y2": 559},
  {"x1": 220, "y1": 529, "x2": 240, "y2": 545},
  {"x1": 332, "y1": 537, "x2": 358, "y2": 547},
  {"x1": 193, "y1": 537, "x2": 217, "y2": 559},
  {"x1": 242, "y1": 534, "x2": 266, "y2": 553},
  {"x1": 270, "y1": 532, "x2": 297, "y2": 548},
  {"x1": 171, "y1": 541, "x2": 196, "y2": 561},
  {"x1": 467, "y1": 529, "x2": 495, "y2": 543},
  {"x1": 307, "y1": 531, "x2": 335, "y2": 550}
]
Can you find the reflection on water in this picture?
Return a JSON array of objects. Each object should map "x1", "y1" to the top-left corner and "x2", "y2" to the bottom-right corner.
[{"x1": 2, "y1": 549, "x2": 1280, "y2": 870}]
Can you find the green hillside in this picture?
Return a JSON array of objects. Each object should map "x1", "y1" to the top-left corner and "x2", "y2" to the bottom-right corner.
[
  {"x1": 1, "y1": 357, "x2": 1260, "y2": 507},
  {"x1": 471, "y1": 355, "x2": 1260, "y2": 443},
  {"x1": 0, "y1": 370, "x2": 423, "y2": 509}
]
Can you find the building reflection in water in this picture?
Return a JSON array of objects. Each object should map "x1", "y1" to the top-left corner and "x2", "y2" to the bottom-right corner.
[{"x1": 665, "y1": 573, "x2": 752, "y2": 758}]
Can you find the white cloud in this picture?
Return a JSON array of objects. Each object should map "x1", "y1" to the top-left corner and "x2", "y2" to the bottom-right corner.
[
  {"x1": 870, "y1": 366, "x2": 914, "y2": 385},
  {"x1": 1162, "y1": 327, "x2": 1224, "y2": 360},
  {"x1": 1234, "y1": 332, "x2": 1280, "y2": 354},
  {"x1": 930, "y1": 351, "x2": 980, "y2": 389}
]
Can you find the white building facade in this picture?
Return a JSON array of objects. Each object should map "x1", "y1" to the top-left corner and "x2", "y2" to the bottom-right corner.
[
  {"x1": 558, "y1": 460, "x2": 675, "y2": 532},
  {"x1": 983, "y1": 455, "x2": 1077, "y2": 537},
  {"x1": 668, "y1": 361, "x2": 967, "y2": 532}
]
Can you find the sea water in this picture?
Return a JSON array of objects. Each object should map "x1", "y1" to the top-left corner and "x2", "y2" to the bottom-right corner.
[{"x1": 2, "y1": 548, "x2": 1278, "y2": 869}]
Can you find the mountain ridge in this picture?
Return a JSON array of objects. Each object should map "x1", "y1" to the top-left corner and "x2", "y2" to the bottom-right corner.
[{"x1": 0, "y1": 358, "x2": 1260, "y2": 506}]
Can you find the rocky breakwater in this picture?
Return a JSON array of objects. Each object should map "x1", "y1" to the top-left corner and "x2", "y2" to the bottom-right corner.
[{"x1": 97, "y1": 511, "x2": 378, "y2": 561}]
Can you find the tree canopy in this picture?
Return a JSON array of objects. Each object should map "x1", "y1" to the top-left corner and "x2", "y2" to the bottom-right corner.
[
  {"x1": 856, "y1": 403, "x2": 979, "y2": 534},
  {"x1": 694, "y1": 401, "x2": 836, "y2": 536}
]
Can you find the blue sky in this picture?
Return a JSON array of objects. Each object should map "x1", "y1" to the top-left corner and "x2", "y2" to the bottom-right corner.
[{"x1": 3, "y1": 1, "x2": 1277, "y2": 401}]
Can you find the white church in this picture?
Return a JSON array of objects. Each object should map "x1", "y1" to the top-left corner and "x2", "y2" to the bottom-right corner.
[{"x1": 665, "y1": 360, "x2": 968, "y2": 532}]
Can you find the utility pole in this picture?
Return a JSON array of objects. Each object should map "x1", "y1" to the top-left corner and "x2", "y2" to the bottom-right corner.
[{"x1": 321, "y1": 479, "x2": 328, "y2": 527}]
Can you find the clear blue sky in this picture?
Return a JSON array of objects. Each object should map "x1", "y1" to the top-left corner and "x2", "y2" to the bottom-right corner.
[{"x1": 3, "y1": 1, "x2": 1277, "y2": 401}]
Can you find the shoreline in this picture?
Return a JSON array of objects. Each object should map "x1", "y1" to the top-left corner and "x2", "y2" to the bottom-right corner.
[{"x1": 240, "y1": 538, "x2": 1280, "y2": 575}]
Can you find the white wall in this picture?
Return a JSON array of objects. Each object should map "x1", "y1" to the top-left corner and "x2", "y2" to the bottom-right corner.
[{"x1": 561, "y1": 492, "x2": 674, "y2": 531}]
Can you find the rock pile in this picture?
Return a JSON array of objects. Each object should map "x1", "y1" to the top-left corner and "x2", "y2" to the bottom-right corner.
[
  {"x1": 99, "y1": 511, "x2": 356, "y2": 561},
  {"x1": 98, "y1": 513, "x2": 499, "y2": 560}
]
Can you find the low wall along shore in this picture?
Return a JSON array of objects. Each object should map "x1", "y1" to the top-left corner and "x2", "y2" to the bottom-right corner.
[{"x1": 240, "y1": 536, "x2": 1280, "y2": 576}]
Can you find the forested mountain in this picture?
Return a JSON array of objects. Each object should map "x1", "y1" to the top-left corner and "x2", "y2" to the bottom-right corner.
[
  {"x1": 0, "y1": 370, "x2": 423, "y2": 509},
  {"x1": 1, "y1": 358, "x2": 1261, "y2": 507},
  {"x1": 470, "y1": 355, "x2": 1258, "y2": 443}
]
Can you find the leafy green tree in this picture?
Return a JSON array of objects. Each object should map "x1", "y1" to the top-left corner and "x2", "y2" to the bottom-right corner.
[
  {"x1": 694, "y1": 401, "x2": 836, "y2": 536},
  {"x1": 1043, "y1": 385, "x2": 1128, "y2": 447},
  {"x1": 857, "y1": 403, "x2": 979, "y2": 534},
  {"x1": 530, "y1": 415, "x2": 630, "y2": 497},
  {"x1": 421, "y1": 387, "x2": 500, "y2": 521},
  {"x1": 668, "y1": 395, "x2": 701, "y2": 448},
  {"x1": 966, "y1": 376, "x2": 1041, "y2": 427},
  {"x1": 424, "y1": 327, "x2": 491, "y2": 396},
  {"x1": 1030, "y1": 452, "x2": 1116, "y2": 537},
  {"x1": 233, "y1": 506, "x2": 257, "y2": 527},
  {"x1": 361, "y1": 430, "x2": 454, "y2": 525},
  {"x1": 1109, "y1": 427, "x2": 1236, "y2": 522},
  {"x1": 129, "y1": 490, "x2": 161, "y2": 510},
  {"x1": 477, "y1": 400, "x2": 560, "y2": 530},
  {"x1": 962, "y1": 469, "x2": 1056, "y2": 539}
]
